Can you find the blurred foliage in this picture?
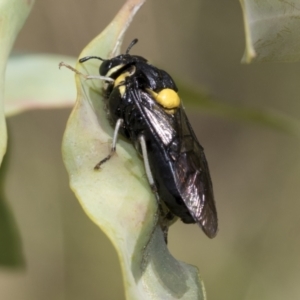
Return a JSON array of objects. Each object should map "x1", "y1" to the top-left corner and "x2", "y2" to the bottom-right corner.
[
  {"x1": 240, "y1": 0, "x2": 300, "y2": 63},
  {"x1": 0, "y1": 0, "x2": 34, "y2": 271},
  {"x1": 0, "y1": 149, "x2": 24, "y2": 267},
  {"x1": 0, "y1": 0, "x2": 35, "y2": 163},
  {"x1": 5, "y1": 54, "x2": 76, "y2": 117},
  {"x1": 179, "y1": 82, "x2": 300, "y2": 137}
]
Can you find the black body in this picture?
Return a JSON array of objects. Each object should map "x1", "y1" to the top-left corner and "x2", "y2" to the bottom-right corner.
[{"x1": 80, "y1": 41, "x2": 218, "y2": 238}]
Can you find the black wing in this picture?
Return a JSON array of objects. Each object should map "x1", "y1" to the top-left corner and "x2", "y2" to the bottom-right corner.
[
  {"x1": 173, "y1": 107, "x2": 218, "y2": 238},
  {"x1": 130, "y1": 88, "x2": 218, "y2": 238}
]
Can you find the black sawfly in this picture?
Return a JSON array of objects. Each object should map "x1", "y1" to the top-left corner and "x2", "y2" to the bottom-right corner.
[{"x1": 78, "y1": 39, "x2": 218, "y2": 239}]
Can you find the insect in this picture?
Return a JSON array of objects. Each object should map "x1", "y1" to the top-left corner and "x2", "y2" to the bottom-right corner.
[{"x1": 78, "y1": 39, "x2": 218, "y2": 238}]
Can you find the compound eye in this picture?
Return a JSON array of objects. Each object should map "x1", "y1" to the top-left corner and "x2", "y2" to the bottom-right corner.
[{"x1": 99, "y1": 60, "x2": 111, "y2": 75}]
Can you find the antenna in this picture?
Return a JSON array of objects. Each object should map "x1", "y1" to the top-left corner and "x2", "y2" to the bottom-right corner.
[
  {"x1": 125, "y1": 38, "x2": 138, "y2": 54},
  {"x1": 79, "y1": 56, "x2": 105, "y2": 63}
]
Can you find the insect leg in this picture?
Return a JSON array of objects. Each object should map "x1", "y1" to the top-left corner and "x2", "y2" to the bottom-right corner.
[
  {"x1": 138, "y1": 135, "x2": 173, "y2": 243},
  {"x1": 59, "y1": 62, "x2": 113, "y2": 82},
  {"x1": 94, "y1": 119, "x2": 124, "y2": 170},
  {"x1": 138, "y1": 135, "x2": 158, "y2": 197}
]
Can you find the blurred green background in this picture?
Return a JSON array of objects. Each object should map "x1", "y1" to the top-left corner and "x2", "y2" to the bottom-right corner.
[{"x1": 1, "y1": 0, "x2": 300, "y2": 299}]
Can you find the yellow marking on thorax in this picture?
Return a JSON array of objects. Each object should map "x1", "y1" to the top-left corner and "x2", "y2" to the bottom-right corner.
[{"x1": 148, "y1": 88, "x2": 180, "y2": 110}]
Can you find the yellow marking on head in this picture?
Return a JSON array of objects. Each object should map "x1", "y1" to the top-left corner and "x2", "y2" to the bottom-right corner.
[
  {"x1": 148, "y1": 88, "x2": 180, "y2": 109},
  {"x1": 106, "y1": 64, "x2": 125, "y2": 77}
]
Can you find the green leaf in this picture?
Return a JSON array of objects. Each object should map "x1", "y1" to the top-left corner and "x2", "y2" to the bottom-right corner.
[
  {"x1": 5, "y1": 54, "x2": 76, "y2": 117},
  {"x1": 62, "y1": 0, "x2": 206, "y2": 299},
  {"x1": 240, "y1": 0, "x2": 300, "y2": 63},
  {"x1": 179, "y1": 82, "x2": 300, "y2": 137},
  {"x1": 0, "y1": 0, "x2": 35, "y2": 166}
]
